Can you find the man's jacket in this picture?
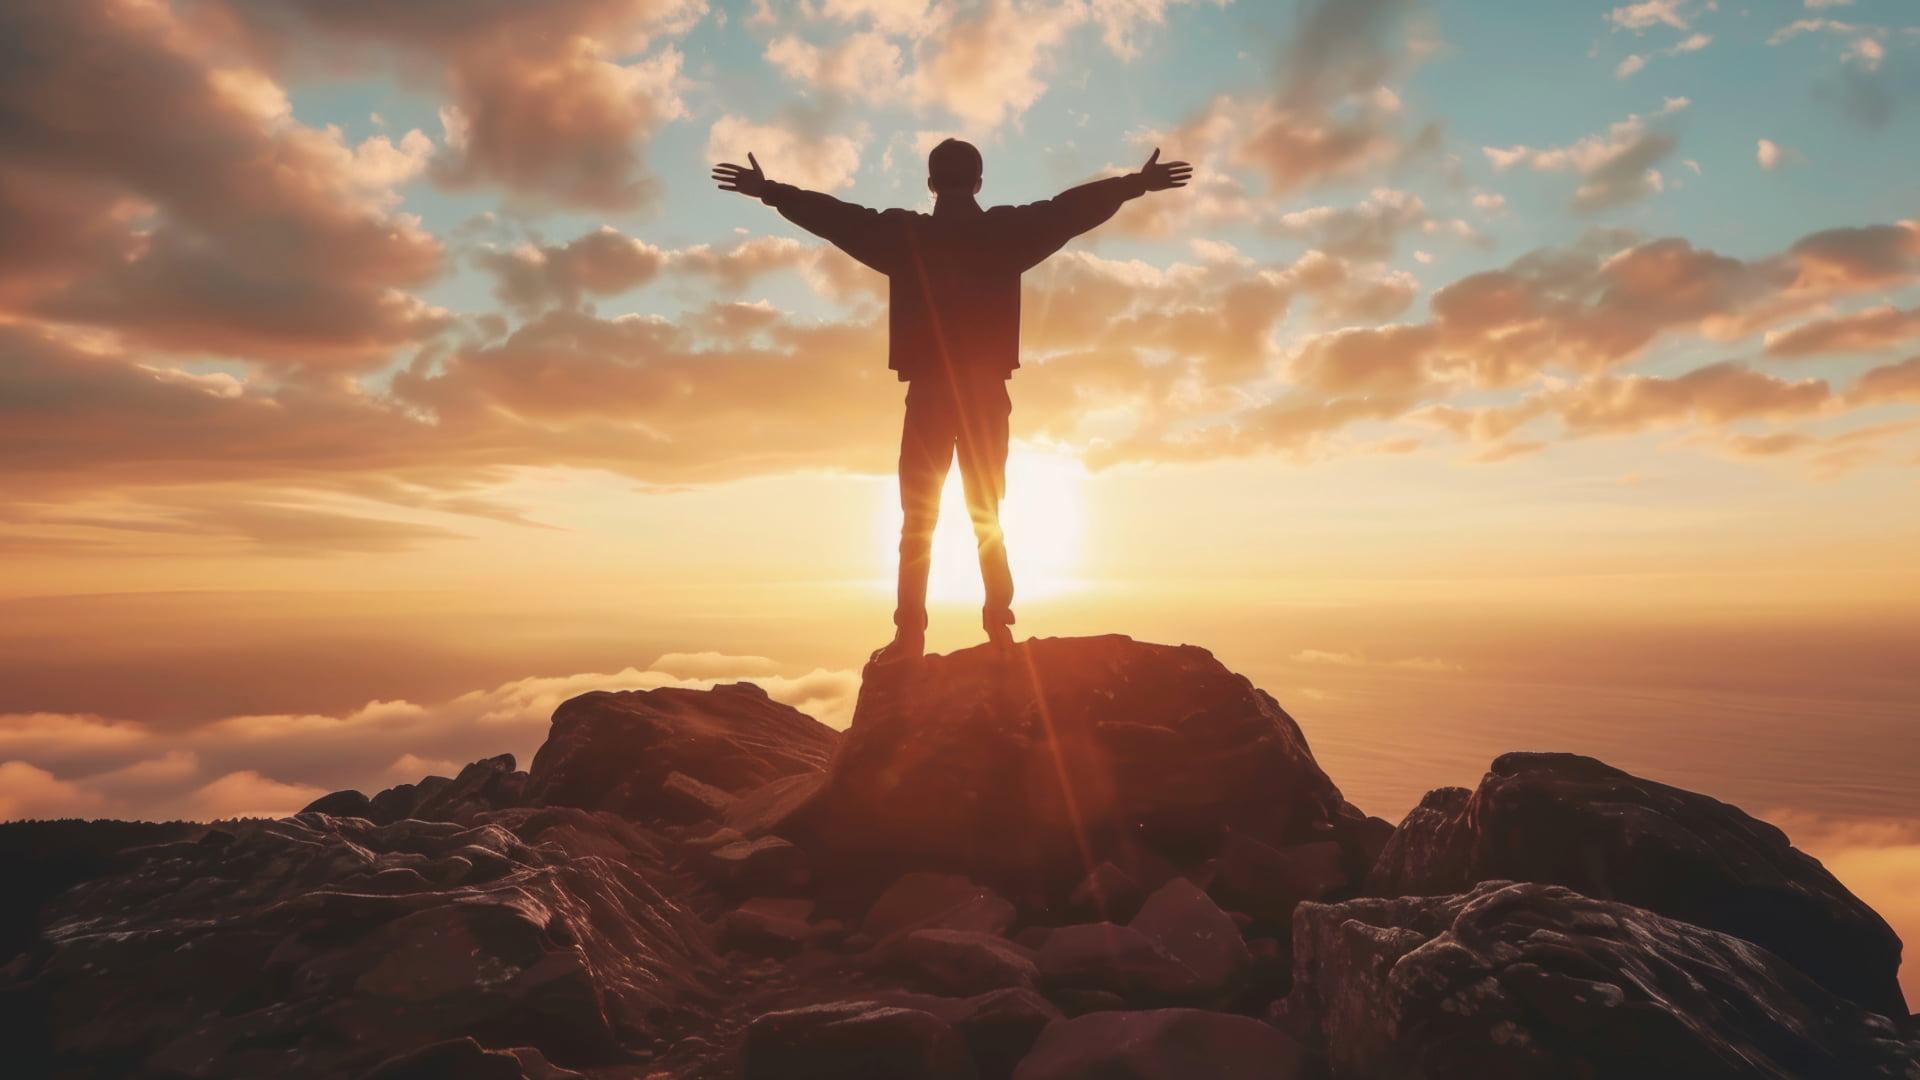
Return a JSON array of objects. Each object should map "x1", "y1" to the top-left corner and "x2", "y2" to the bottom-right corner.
[{"x1": 759, "y1": 175, "x2": 1148, "y2": 383}]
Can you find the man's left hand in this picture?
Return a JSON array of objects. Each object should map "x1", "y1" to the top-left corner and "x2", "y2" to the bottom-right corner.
[{"x1": 713, "y1": 153, "x2": 769, "y2": 198}]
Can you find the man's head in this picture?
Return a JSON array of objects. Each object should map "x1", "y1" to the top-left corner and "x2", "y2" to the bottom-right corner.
[{"x1": 927, "y1": 138, "x2": 983, "y2": 196}]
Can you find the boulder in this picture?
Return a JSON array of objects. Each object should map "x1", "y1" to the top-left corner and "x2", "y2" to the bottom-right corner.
[
  {"x1": 3, "y1": 812, "x2": 717, "y2": 1078},
  {"x1": 956, "y1": 988, "x2": 1063, "y2": 1079},
  {"x1": 892, "y1": 929, "x2": 1040, "y2": 996},
  {"x1": 1128, "y1": 878, "x2": 1249, "y2": 995},
  {"x1": 1209, "y1": 835, "x2": 1346, "y2": 924},
  {"x1": 1369, "y1": 752, "x2": 1908, "y2": 1019},
  {"x1": 702, "y1": 835, "x2": 810, "y2": 897},
  {"x1": 1037, "y1": 923, "x2": 1200, "y2": 1000},
  {"x1": 364, "y1": 1037, "x2": 582, "y2": 1080},
  {"x1": 526, "y1": 683, "x2": 839, "y2": 819},
  {"x1": 1284, "y1": 879, "x2": 1919, "y2": 1080},
  {"x1": 1068, "y1": 861, "x2": 1147, "y2": 923},
  {"x1": 1012, "y1": 1008, "x2": 1309, "y2": 1080},
  {"x1": 411, "y1": 754, "x2": 525, "y2": 823},
  {"x1": 741, "y1": 1001, "x2": 974, "y2": 1080},
  {"x1": 864, "y1": 873, "x2": 1018, "y2": 942},
  {"x1": 301, "y1": 788, "x2": 373, "y2": 819},
  {"x1": 659, "y1": 771, "x2": 738, "y2": 824},
  {"x1": 724, "y1": 898, "x2": 815, "y2": 958},
  {"x1": 788, "y1": 636, "x2": 1369, "y2": 903},
  {"x1": 726, "y1": 772, "x2": 826, "y2": 838}
]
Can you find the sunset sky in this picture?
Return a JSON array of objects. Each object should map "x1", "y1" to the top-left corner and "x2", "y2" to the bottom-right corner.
[{"x1": 2, "y1": 0, "x2": 1918, "y2": 991}]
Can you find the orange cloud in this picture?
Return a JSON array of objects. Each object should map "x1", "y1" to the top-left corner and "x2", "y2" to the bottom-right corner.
[{"x1": 1767, "y1": 306, "x2": 1920, "y2": 357}]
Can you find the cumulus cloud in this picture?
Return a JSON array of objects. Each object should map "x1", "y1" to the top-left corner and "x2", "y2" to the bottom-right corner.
[
  {"x1": 1766, "y1": 306, "x2": 1920, "y2": 356},
  {"x1": 0, "y1": 0, "x2": 446, "y2": 370},
  {"x1": 1849, "y1": 357, "x2": 1920, "y2": 406},
  {"x1": 1609, "y1": 0, "x2": 1691, "y2": 31},
  {"x1": 474, "y1": 227, "x2": 670, "y2": 315},
  {"x1": 1484, "y1": 98, "x2": 1688, "y2": 211},
  {"x1": 216, "y1": 0, "x2": 703, "y2": 210},
  {"x1": 0, "y1": 656, "x2": 862, "y2": 823},
  {"x1": 708, "y1": 114, "x2": 867, "y2": 192}
]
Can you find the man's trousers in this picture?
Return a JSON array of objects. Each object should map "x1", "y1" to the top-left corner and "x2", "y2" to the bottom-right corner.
[{"x1": 894, "y1": 374, "x2": 1013, "y2": 631}]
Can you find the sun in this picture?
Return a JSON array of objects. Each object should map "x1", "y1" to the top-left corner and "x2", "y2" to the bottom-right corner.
[{"x1": 875, "y1": 448, "x2": 1086, "y2": 606}]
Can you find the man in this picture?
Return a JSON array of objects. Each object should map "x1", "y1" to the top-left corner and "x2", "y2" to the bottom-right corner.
[{"x1": 713, "y1": 140, "x2": 1191, "y2": 662}]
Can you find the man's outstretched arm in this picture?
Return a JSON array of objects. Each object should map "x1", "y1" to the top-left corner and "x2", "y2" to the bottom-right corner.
[
  {"x1": 1009, "y1": 149, "x2": 1192, "y2": 269},
  {"x1": 713, "y1": 153, "x2": 900, "y2": 273}
]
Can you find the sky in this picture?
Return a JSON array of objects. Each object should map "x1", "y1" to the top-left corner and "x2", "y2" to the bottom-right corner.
[{"x1": 2, "y1": 0, "x2": 1918, "y2": 996}]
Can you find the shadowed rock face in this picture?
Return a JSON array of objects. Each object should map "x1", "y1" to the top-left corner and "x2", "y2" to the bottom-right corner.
[
  {"x1": 527, "y1": 683, "x2": 840, "y2": 819},
  {"x1": 1285, "y1": 880, "x2": 1919, "y2": 1080},
  {"x1": 5, "y1": 809, "x2": 718, "y2": 1078},
  {"x1": 788, "y1": 636, "x2": 1383, "y2": 906},
  {"x1": 1369, "y1": 751, "x2": 1909, "y2": 1021}
]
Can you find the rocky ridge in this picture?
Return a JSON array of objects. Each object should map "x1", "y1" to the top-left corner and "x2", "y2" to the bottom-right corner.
[{"x1": 0, "y1": 635, "x2": 1912, "y2": 1079}]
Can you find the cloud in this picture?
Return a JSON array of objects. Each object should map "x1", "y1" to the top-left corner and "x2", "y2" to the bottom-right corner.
[
  {"x1": 909, "y1": 0, "x2": 1088, "y2": 130},
  {"x1": 1545, "y1": 362, "x2": 1832, "y2": 435},
  {"x1": 765, "y1": 31, "x2": 907, "y2": 103},
  {"x1": 1616, "y1": 31, "x2": 1713, "y2": 79},
  {"x1": 1271, "y1": 188, "x2": 1479, "y2": 262},
  {"x1": 0, "y1": 659, "x2": 863, "y2": 823},
  {"x1": 1484, "y1": 99, "x2": 1688, "y2": 211},
  {"x1": 1609, "y1": 1, "x2": 1690, "y2": 31},
  {"x1": 1850, "y1": 357, "x2": 1920, "y2": 406},
  {"x1": 0, "y1": 0, "x2": 446, "y2": 371},
  {"x1": 1766, "y1": 306, "x2": 1920, "y2": 356},
  {"x1": 708, "y1": 114, "x2": 867, "y2": 192},
  {"x1": 474, "y1": 227, "x2": 670, "y2": 315},
  {"x1": 1756, "y1": 138, "x2": 1805, "y2": 171},
  {"x1": 216, "y1": 0, "x2": 704, "y2": 210}
]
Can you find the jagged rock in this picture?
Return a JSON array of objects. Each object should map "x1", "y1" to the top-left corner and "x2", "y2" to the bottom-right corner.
[
  {"x1": 957, "y1": 987, "x2": 1064, "y2": 1080},
  {"x1": 412, "y1": 754, "x2": 525, "y2": 823},
  {"x1": 725, "y1": 898, "x2": 815, "y2": 957},
  {"x1": 1012, "y1": 1008, "x2": 1308, "y2": 1080},
  {"x1": 527, "y1": 683, "x2": 838, "y2": 819},
  {"x1": 1068, "y1": 861, "x2": 1147, "y2": 923},
  {"x1": 681, "y1": 825, "x2": 745, "y2": 853},
  {"x1": 741, "y1": 1000, "x2": 974, "y2": 1080},
  {"x1": 864, "y1": 873, "x2": 1018, "y2": 942},
  {"x1": 788, "y1": 636, "x2": 1369, "y2": 903},
  {"x1": 1284, "y1": 879, "x2": 1919, "y2": 1080},
  {"x1": 660, "y1": 771, "x2": 739, "y2": 824},
  {"x1": 301, "y1": 788, "x2": 374, "y2": 819},
  {"x1": 1210, "y1": 834, "x2": 1346, "y2": 923},
  {"x1": 3, "y1": 812, "x2": 718, "y2": 1078},
  {"x1": 892, "y1": 929, "x2": 1040, "y2": 996},
  {"x1": 368, "y1": 781, "x2": 419, "y2": 824},
  {"x1": 365, "y1": 1036, "x2": 583, "y2": 1080},
  {"x1": 1369, "y1": 752, "x2": 1908, "y2": 1020},
  {"x1": 726, "y1": 772, "x2": 826, "y2": 838},
  {"x1": 1129, "y1": 878, "x2": 1249, "y2": 995},
  {"x1": 1037, "y1": 922, "x2": 1200, "y2": 1000},
  {"x1": 703, "y1": 834, "x2": 810, "y2": 896}
]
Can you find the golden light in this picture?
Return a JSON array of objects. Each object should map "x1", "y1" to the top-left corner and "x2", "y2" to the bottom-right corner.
[{"x1": 875, "y1": 448, "x2": 1087, "y2": 606}]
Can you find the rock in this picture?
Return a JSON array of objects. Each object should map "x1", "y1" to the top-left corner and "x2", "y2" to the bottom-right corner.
[
  {"x1": 1068, "y1": 861, "x2": 1146, "y2": 923},
  {"x1": 411, "y1": 754, "x2": 525, "y2": 823},
  {"x1": 367, "y1": 782, "x2": 419, "y2": 825},
  {"x1": 741, "y1": 1000, "x2": 974, "y2": 1080},
  {"x1": 1285, "y1": 879, "x2": 1920, "y2": 1080},
  {"x1": 526, "y1": 683, "x2": 838, "y2": 820},
  {"x1": 3, "y1": 813, "x2": 717, "y2": 1078},
  {"x1": 301, "y1": 789, "x2": 374, "y2": 819},
  {"x1": 725, "y1": 898, "x2": 815, "y2": 957},
  {"x1": 1047, "y1": 988, "x2": 1127, "y2": 1017},
  {"x1": 681, "y1": 825, "x2": 745, "y2": 853},
  {"x1": 1128, "y1": 878, "x2": 1249, "y2": 995},
  {"x1": 726, "y1": 772, "x2": 826, "y2": 838},
  {"x1": 892, "y1": 929, "x2": 1040, "y2": 996},
  {"x1": 1369, "y1": 752, "x2": 1909, "y2": 1020},
  {"x1": 788, "y1": 636, "x2": 1367, "y2": 903},
  {"x1": 659, "y1": 771, "x2": 739, "y2": 824},
  {"x1": 1012, "y1": 1008, "x2": 1308, "y2": 1080},
  {"x1": 364, "y1": 1036, "x2": 583, "y2": 1079},
  {"x1": 865, "y1": 872, "x2": 1018, "y2": 942},
  {"x1": 703, "y1": 835, "x2": 810, "y2": 896},
  {"x1": 956, "y1": 987, "x2": 1063, "y2": 1080},
  {"x1": 1037, "y1": 923, "x2": 1200, "y2": 1000},
  {"x1": 1210, "y1": 835, "x2": 1346, "y2": 924}
]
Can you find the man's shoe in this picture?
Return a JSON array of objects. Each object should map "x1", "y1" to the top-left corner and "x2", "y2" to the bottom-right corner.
[{"x1": 869, "y1": 629, "x2": 925, "y2": 666}]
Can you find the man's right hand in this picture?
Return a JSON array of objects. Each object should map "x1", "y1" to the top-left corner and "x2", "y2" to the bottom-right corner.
[
  {"x1": 1137, "y1": 148, "x2": 1193, "y2": 192},
  {"x1": 712, "y1": 153, "x2": 769, "y2": 198}
]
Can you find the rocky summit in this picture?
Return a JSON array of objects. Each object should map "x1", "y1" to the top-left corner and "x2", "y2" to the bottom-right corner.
[{"x1": 1, "y1": 634, "x2": 1914, "y2": 1080}]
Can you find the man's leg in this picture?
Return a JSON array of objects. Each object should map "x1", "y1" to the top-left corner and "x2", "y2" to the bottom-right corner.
[
  {"x1": 958, "y1": 378, "x2": 1015, "y2": 644},
  {"x1": 878, "y1": 380, "x2": 953, "y2": 661}
]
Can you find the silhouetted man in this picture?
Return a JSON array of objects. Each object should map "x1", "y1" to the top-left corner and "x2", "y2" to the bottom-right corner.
[{"x1": 714, "y1": 140, "x2": 1191, "y2": 662}]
